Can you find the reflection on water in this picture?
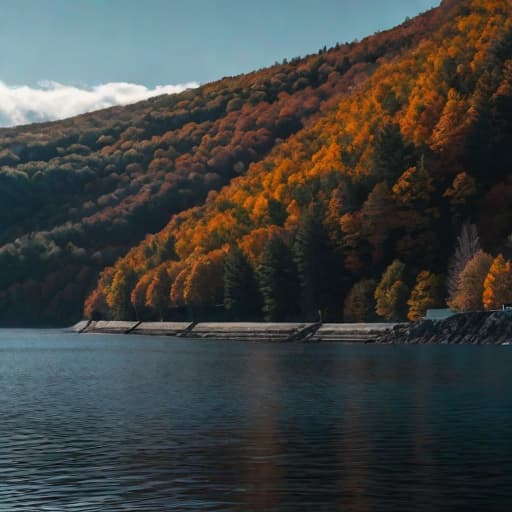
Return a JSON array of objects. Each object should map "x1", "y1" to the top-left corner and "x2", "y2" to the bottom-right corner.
[{"x1": 0, "y1": 329, "x2": 511, "y2": 511}]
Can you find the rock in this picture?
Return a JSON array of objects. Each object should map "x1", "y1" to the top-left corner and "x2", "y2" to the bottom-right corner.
[{"x1": 376, "y1": 311, "x2": 512, "y2": 344}]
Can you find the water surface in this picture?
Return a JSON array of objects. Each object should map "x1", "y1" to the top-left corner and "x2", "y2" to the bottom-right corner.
[{"x1": 0, "y1": 329, "x2": 511, "y2": 511}]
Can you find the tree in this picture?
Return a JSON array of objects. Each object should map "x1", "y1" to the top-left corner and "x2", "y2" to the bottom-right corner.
[
  {"x1": 431, "y1": 89, "x2": 473, "y2": 161},
  {"x1": 375, "y1": 260, "x2": 409, "y2": 321},
  {"x1": 360, "y1": 182, "x2": 395, "y2": 265},
  {"x1": 184, "y1": 249, "x2": 226, "y2": 307},
  {"x1": 407, "y1": 271, "x2": 444, "y2": 321},
  {"x1": 224, "y1": 244, "x2": 260, "y2": 320},
  {"x1": 156, "y1": 234, "x2": 177, "y2": 263},
  {"x1": 340, "y1": 210, "x2": 369, "y2": 274},
  {"x1": 145, "y1": 266, "x2": 171, "y2": 320},
  {"x1": 343, "y1": 279, "x2": 377, "y2": 322},
  {"x1": 256, "y1": 236, "x2": 299, "y2": 321},
  {"x1": 170, "y1": 267, "x2": 189, "y2": 307},
  {"x1": 478, "y1": 183, "x2": 512, "y2": 251},
  {"x1": 483, "y1": 254, "x2": 512, "y2": 310},
  {"x1": 324, "y1": 182, "x2": 354, "y2": 248},
  {"x1": 449, "y1": 251, "x2": 492, "y2": 312},
  {"x1": 371, "y1": 123, "x2": 413, "y2": 180},
  {"x1": 392, "y1": 156, "x2": 434, "y2": 206},
  {"x1": 105, "y1": 265, "x2": 137, "y2": 320},
  {"x1": 84, "y1": 287, "x2": 108, "y2": 320},
  {"x1": 293, "y1": 209, "x2": 339, "y2": 320},
  {"x1": 130, "y1": 273, "x2": 152, "y2": 320},
  {"x1": 447, "y1": 222, "x2": 480, "y2": 305},
  {"x1": 443, "y1": 172, "x2": 477, "y2": 215}
]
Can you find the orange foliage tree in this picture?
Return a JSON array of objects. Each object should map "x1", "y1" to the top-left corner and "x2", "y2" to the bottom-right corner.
[
  {"x1": 449, "y1": 250, "x2": 492, "y2": 312},
  {"x1": 407, "y1": 271, "x2": 444, "y2": 321},
  {"x1": 483, "y1": 254, "x2": 512, "y2": 310},
  {"x1": 183, "y1": 249, "x2": 227, "y2": 307}
]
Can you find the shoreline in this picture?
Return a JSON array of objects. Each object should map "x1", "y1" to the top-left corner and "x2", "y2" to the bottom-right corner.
[
  {"x1": 70, "y1": 311, "x2": 512, "y2": 344},
  {"x1": 70, "y1": 320, "x2": 400, "y2": 343},
  {"x1": 376, "y1": 311, "x2": 512, "y2": 345}
]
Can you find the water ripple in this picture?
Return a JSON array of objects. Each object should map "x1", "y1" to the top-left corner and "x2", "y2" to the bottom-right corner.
[{"x1": 0, "y1": 330, "x2": 511, "y2": 511}]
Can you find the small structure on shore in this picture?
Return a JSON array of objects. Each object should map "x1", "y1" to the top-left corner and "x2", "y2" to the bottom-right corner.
[{"x1": 424, "y1": 308, "x2": 456, "y2": 321}]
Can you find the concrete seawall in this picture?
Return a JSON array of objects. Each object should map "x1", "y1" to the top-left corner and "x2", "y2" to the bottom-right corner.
[
  {"x1": 310, "y1": 323, "x2": 402, "y2": 342},
  {"x1": 69, "y1": 321, "x2": 399, "y2": 343}
]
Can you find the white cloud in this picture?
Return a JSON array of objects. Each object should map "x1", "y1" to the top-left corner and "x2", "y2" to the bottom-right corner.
[{"x1": 0, "y1": 80, "x2": 199, "y2": 127}]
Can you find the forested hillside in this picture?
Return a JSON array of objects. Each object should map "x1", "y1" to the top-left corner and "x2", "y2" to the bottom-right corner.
[
  {"x1": 2, "y1": 1, "x2": 511, "y2": 325},
  {"x1": 87, "y1": 0, "x2": 512, "y2": 323},
  {"x1": 0, "y1": 9, "x2": 442, "y2": 325}
]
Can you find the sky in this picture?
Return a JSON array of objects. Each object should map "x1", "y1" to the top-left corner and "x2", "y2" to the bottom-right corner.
[{"x1": 0, "y1": 0, "x2": 440, "y2": 126}]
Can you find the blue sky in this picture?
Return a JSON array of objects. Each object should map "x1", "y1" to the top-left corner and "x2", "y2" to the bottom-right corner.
[{"x1": 0, "y1": 0, "x2": 440, "y2": 126}]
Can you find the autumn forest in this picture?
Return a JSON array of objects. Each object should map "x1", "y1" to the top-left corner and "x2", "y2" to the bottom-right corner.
[{"x1": 1, "y1": 0, "x2": 512, "y2": 325}]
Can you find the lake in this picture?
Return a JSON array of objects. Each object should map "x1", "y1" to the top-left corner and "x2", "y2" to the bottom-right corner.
[{"x1": 1, "y1": 329, "x2": 511, "y2": 511}]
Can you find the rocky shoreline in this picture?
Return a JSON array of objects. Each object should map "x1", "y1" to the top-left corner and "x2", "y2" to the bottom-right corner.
[{"x1": 376, "y1": 311, "x2": 512, "y2": 345}]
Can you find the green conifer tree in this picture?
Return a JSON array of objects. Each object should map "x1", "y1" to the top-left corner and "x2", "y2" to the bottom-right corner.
[
  {"x1": 293, "y1": 210, "x2": 334, "y2": 320},
  {"x1": 257, "y1": 237, "x2": 299, "y2": 321},
  {"x1": 372, "y1": 123, "x2": 414, "y2": 180},
  {"x1": 224, "y1": 245, "x2": 260, "y2": 320}
]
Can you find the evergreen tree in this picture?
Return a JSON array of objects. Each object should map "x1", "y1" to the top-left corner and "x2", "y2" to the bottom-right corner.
[
  {"x1": 257, "y1": 237, "x2": 299, "y2": 321},
  {"x1": 372, "y1": 123, "x2": 414, "y2": 180},
  {"x1": 293, "y1": 209, "x2": 339, "y2": 320},
  {"x1": 224, "y1": 245, "x2": 260, "y2": 320},
  {"x1": 375, "y1": 260, "x2": 409, "y2": 321}
]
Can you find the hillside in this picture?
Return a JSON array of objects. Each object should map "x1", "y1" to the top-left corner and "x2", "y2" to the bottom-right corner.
[
  {"x1": 3, "y1": 1, "x2": 511, "y2": 326},
  {"x1": 0, "y1": 11, "x2": 443, "y2": 325},
  {"x1": 87, "y1": 0, "x2": 512, "y2": 324}
]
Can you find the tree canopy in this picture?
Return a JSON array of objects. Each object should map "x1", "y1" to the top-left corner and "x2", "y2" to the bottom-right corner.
[{"x1": 2, "y1": 0, "x2": 512, "y2": 325}]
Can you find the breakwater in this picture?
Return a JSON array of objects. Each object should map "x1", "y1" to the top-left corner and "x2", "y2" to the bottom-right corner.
[
  {"x1": 70, "y1": 320, "x2": 399, "y2": 343},
  {"x1": 70, "y1": 312, "x2": 512, "y2": 344}
]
